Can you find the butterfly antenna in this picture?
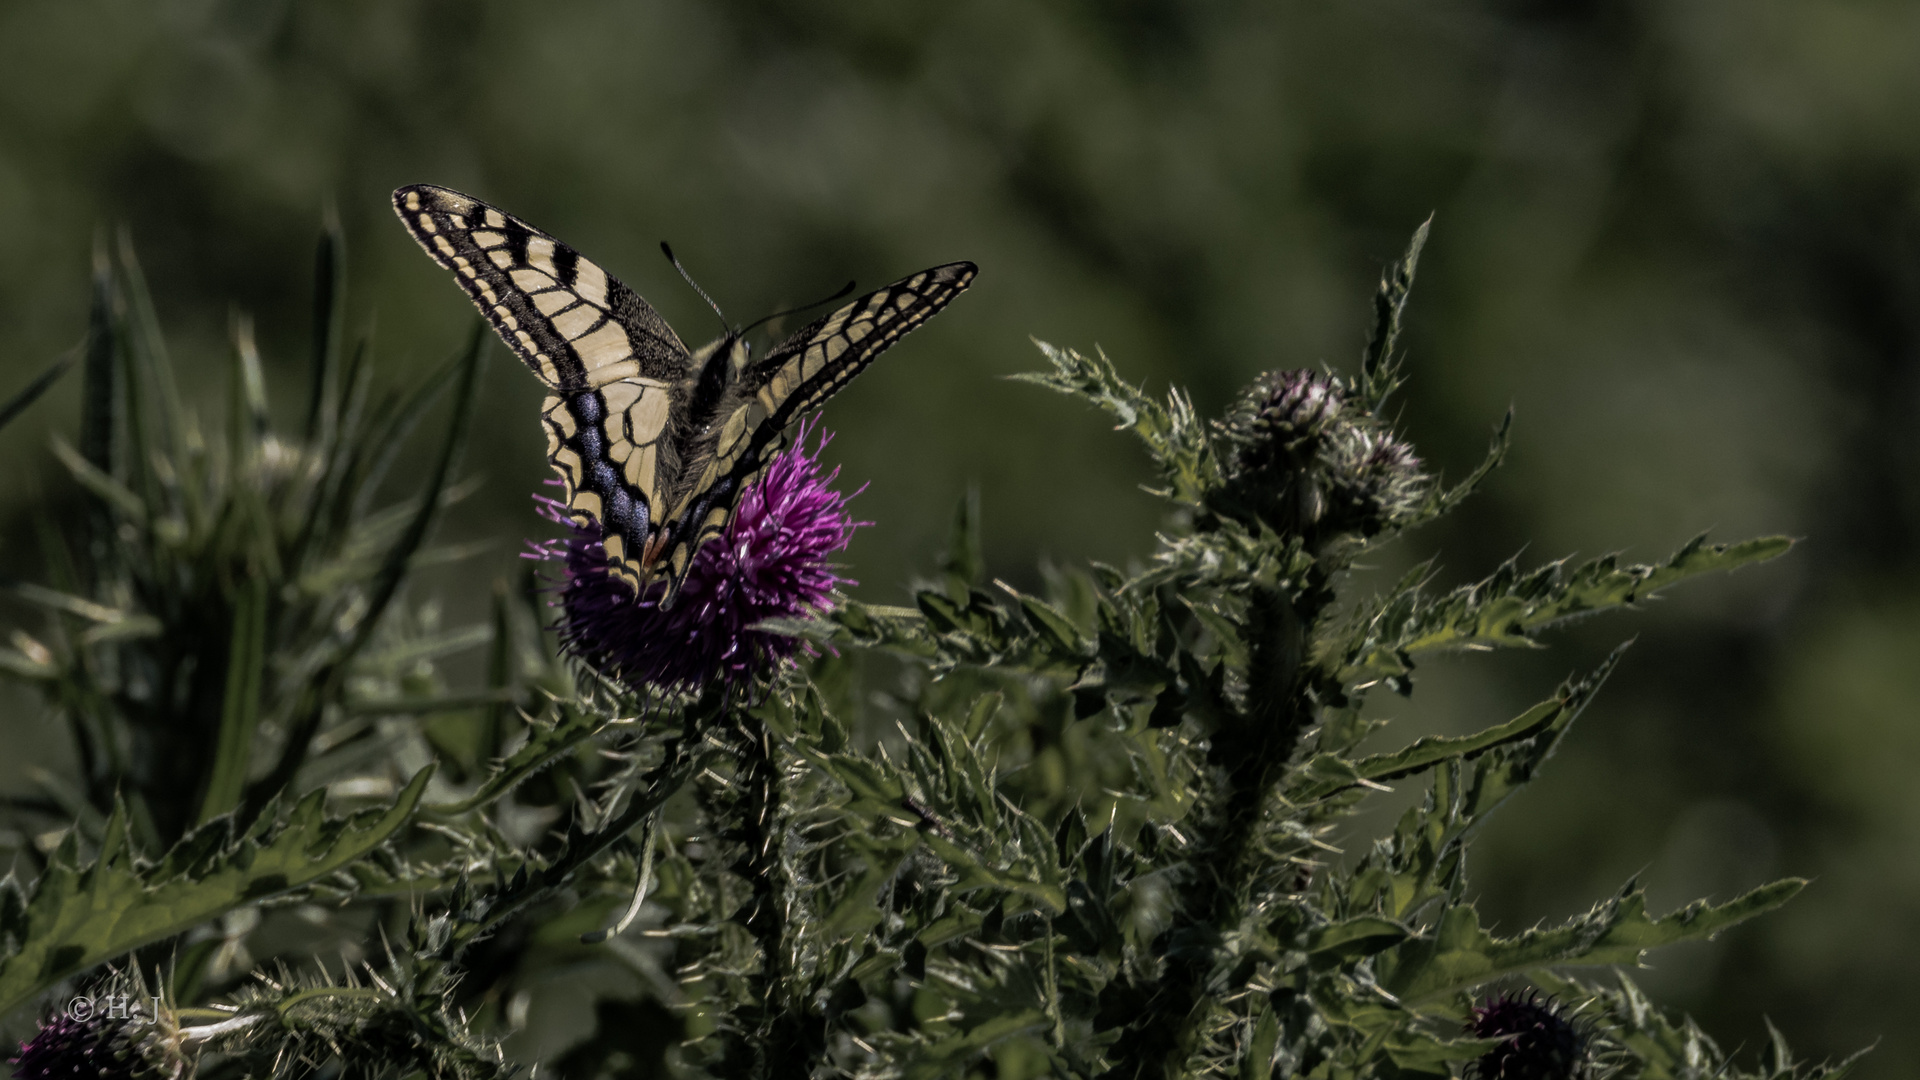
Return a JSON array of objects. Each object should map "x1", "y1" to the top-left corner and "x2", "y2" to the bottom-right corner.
[
  {"x1": 660, "y1": 242, "x2": 728, "y2": 333},
  {"x1": 740, "y1": 279, "x2": 858, "y2": 339}
]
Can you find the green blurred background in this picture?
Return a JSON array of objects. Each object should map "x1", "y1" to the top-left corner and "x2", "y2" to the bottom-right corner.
[{"x1": 0, "y1": 0, "x2": 1915, "y2": 1073}]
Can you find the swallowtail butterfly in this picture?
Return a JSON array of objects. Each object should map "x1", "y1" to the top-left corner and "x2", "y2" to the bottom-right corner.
[{"x1": 393, "y1": 184, "x2": 975, "y2": 603}]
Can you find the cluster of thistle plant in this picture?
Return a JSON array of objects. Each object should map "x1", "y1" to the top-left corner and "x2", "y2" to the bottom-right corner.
[{"x1": 0, "y1": 221, "x2": 1865, "y2": 1080}]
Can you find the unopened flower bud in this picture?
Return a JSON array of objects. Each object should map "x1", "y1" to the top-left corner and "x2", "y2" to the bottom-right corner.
[
  {"x1": 1466, "y1": 991, "x2": 1590, "y2": 1080},
  {"x1": 1213, "y1": 368, "x2": 1427, "y2": 542},
  {"x1": 1319, "y1": 425, "x2": 1429, "y2": 538},
  {"x1": 1217, "y1": 369, "x2": 1346, "y2": 475}
]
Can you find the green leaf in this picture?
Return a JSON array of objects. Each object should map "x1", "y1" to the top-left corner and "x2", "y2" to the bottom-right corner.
[
  {"x1": 820, "y1": 832, "x2": 922, "y2": 936},
  {"x1": 427, "y1": 704, "x2": 613, "y2": 817},
  {"x1": 1240, "y1": 1003, "x2": 1281, "y2": 1080},
  {"x1": 922, "y1": 832, "x2": 1068, "y2": 914},
  {"x1": 77, "y1": 239, "x2": 118, "y2": 479},
  {"x1": 1014, "y1": 341, "x2": 1221, "y2": 507},
  {"x1": 305, "y1": 209, "x2": 346, "y2": 446},
  {"x1": 0, "y1": 767, "x2": 433, "y2": 1017},
  {"x1": 764, "y1": 600, "x2": 937, "y2": 660},
  {"x1": 196, "y1": 575, "x2": 270, "y2": 824},
  {"x1": 999, "y1": 581, "x2": 1094, "y2": 660},
  {"x1": 7, "y1": 580, "x2": 140, "y2": 626},
  {"x1": 1378, "y1": 879, "x2": 1805, "y2": 1004},
  {"x1": 941, "y1": 484, "x2": 986, "y2": 597},
  {"x1": 114, "y1": 230, "x2": 201, "y2": 530},
  {"x1": 903, "y1": 1010, "x2": 1051, "y2": 1080},
  {"x1": 1379, "y1": 1031, "x2": 1498, "y2": 1075},
  {"x1": 1337, "y1": 535, "x2": 1792, "y2": 686},
  {"x1": 47, "y1": 438, "x2": 146, "y2": 523},
  {"x1": 1306, "y1": 916, "x2": 1410, "y2": 960},
  {"x1": 1357, "y1": 216, "x2": 1430, "y2": 412},
  {"x1": 1293, "y1": 646, "x2": 1623, "y2": 802}
]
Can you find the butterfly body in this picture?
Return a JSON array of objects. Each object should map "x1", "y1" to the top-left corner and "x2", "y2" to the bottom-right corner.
[{"x1": 393, "y1": 184, "x2": 975, "y2": 602}]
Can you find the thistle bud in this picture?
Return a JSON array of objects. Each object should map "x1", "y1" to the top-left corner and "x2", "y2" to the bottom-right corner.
[
  {"x1": 1217, "y1": 369, "x2": 1346, "y2": 470},
  {"x1": 1466, "y1": 991, "x2": 1591, "y2": 1080},
  {"x1": 1213, "y1": 368, "x2": 1427, "y2": 542},
  {"x1": 1319, "y1": 424, "x2": 1428, "y2": 538}
]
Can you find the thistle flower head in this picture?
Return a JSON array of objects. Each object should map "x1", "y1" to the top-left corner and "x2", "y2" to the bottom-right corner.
[
  {"x1": 1320, "y1": 423, "x2": 1429, "y2": 537},
  {"x1": 526, "y1": 419, "x2": 862, "y2": 693},
  {"x1": 1466, "y1": 991, "x2": 1591, "y2": 1080},
  {"x1": 1212, "y1": 367, "x2": 1428, "y2": 542},
  {"x1": 1216, "y1": 368, "x2": 1347, "y2": 472},
  {"x1": 11, "y1": 980, "x2": 184, "y2": 1080}
]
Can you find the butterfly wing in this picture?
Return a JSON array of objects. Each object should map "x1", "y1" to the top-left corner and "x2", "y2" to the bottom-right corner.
[
  {"x1": 644, "y1": 261, "x2": 979, "y2": 590},
  {"x1": 396, "y1": 184, "x2": 976, "y2": 606},
  {"x1": 394, "y1": 185, "x2": 693, "y2": 389},
  {"x1": 394, "y1": 184, "x2": 714, "y2": 592}
]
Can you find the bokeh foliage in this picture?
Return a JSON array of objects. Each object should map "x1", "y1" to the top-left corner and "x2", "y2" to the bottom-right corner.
[{"x1": 0, "y1": 0, "x2": 1915, "y2": 1074}]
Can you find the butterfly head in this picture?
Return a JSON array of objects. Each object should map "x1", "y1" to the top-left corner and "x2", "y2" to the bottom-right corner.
[{"x1": 689, "y1": 332, "x2": 752, "y2": 374}]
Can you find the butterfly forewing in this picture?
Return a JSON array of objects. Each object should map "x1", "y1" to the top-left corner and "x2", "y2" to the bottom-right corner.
[
  {"x1": 393, "y1": 185, "x2": 693, "y2": 389},
  {"x1": 751, "y1": 262, "x2": 978, "y2": 428},
  {"x1": 395, "y1": 184, "x2": 707, "y2": 592},
  {"x1": 394, "y1": 183, "x2": 975, "y2": 604},
  {"x1": 646, "y1": 262, "x2": 979, "y2": 581}
]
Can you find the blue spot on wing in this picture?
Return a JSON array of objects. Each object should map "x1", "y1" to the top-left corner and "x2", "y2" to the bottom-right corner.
[{"x1": 565, "y1": 389, "x2": 651, "y2": 541}]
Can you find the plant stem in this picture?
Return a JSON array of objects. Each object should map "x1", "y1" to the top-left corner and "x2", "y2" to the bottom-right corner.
[
  {"x1": 1109, "y1": 579, "x2": 1318, "y2": 1080},
  {"x1": 733, "y1": 709, "x2": 818, "y2": 1080}
]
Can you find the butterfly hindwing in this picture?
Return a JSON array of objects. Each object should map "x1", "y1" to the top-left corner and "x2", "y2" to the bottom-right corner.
[{"x1": 395, "y1": 183, "x2": 975, "y2": 603}]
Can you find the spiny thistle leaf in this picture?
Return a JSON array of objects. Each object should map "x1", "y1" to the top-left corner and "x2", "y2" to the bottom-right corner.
[
  {"x1": 1012, "y1": 340, "x2": 1222, "y2": 507},
  {"x1": 0, "y1": 768, "x2": 431, "y2": 1015},
  {"x1": 1378, "y1": 879, "x2": 1806, "y2": 1006},
  {"x1": 1357, "y1": 215, "x2": 1430, "y2": 412},
  {"x1": 1334, "y1": 534, "x2": 1793, "y2": 688},
  {"x1": 426, "y1": 701, "x2": 618, "y2": 817},
  {"x1": 1293, "y1": 645, "x2": 1625, "y2": 803}
]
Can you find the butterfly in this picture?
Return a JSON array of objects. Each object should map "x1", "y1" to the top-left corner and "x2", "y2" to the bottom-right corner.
[{"x1": 392, "y1": 184, "x2": 975, "y2": 604}]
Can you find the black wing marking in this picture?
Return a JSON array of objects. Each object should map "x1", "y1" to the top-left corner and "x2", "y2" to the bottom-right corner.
[{"x1": 642, "y1": 261, "x2": 979, "y2": 590}]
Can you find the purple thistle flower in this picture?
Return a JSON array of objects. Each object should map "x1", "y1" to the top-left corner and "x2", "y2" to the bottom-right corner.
[
  {"x1": 12, "y1": 1013, "x2": 129, "y2": 1080},
  {"x1": 1466, "y1": 991, "x2": 1590, "y2": 1080},
  {"x1": 526, "y1": 419, "x2": 864, "y2": 693},
  {"x1": 11, "y1": 996, "x2": 181, "y2": 1080}
]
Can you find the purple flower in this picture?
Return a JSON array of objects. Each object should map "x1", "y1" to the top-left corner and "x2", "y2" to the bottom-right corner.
[
  {"x1": 1466, "y1": 991, "x2": 1590, "y2": 1080},
  {"x1": 11, "y1": 995, "x2": 181, "y2": 1080},
  {"x1": 527, "y1": 419, "x2": 863, "y2": 693},
  {"x1": 12, "y1": 1013, "x2": 128, "y2": 1080}
]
